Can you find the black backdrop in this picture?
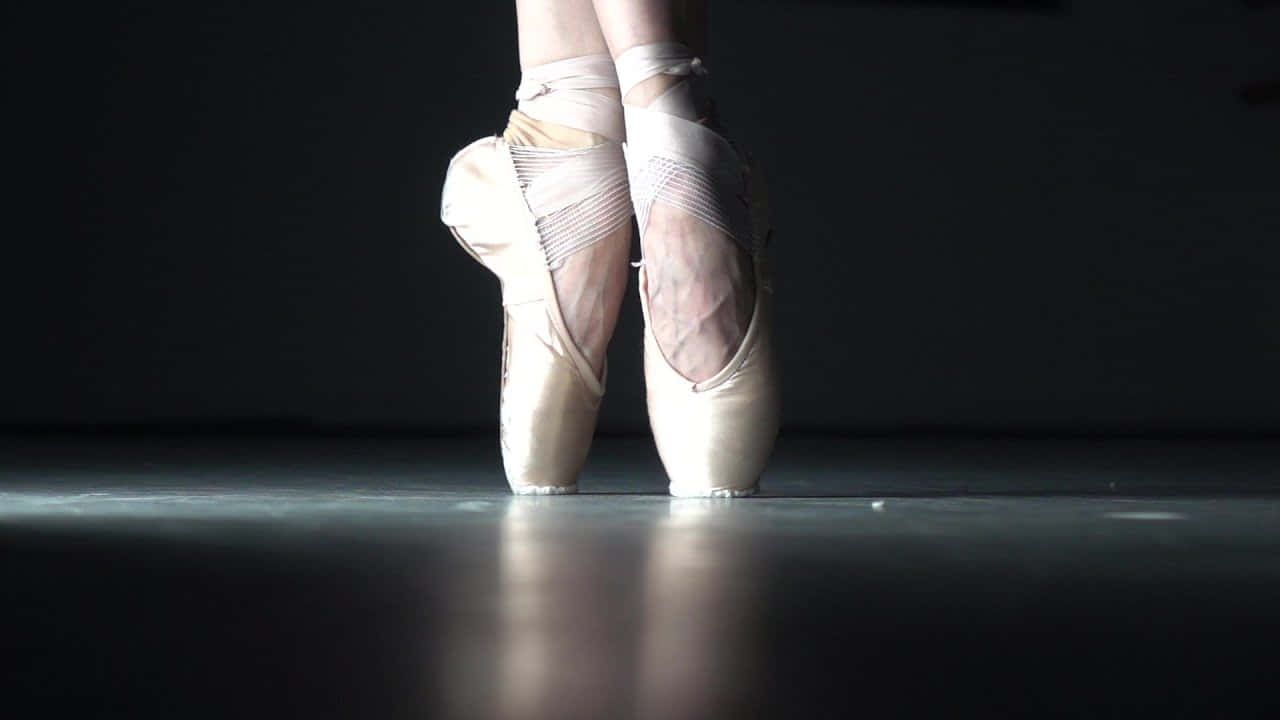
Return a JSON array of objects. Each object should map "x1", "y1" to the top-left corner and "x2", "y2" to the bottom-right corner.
[{"x1": 5, "y1": 0, "x2": 1279, "y2": 434}]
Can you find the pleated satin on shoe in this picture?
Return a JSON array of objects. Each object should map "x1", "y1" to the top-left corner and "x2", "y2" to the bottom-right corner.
[{"x1": 441, "y1": 136, "x2": 607, "y2": 494}]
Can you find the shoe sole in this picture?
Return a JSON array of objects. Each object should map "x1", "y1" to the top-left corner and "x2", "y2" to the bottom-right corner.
[
  {"x1": 510, "y1": 484, "x2": 579, "y2": 496},
  {"x1": 668, "y1": 483, "x2": 760, "y2": 499}
]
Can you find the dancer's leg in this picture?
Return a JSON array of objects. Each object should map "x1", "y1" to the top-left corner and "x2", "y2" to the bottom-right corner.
[
  {"x1": 511, "y1": 0, "x2": 631, "y2": 380},
  {"x1": 516, "y1": 0, "x2": 614, "y2": 67},
  {"x1": 592, "y1": 0, "x2": 754, "y2": 383}
]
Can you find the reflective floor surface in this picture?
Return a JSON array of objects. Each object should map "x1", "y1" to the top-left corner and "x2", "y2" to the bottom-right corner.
[{"x1": 3, "y1": 433, "x2": 1279, "y2": 718}]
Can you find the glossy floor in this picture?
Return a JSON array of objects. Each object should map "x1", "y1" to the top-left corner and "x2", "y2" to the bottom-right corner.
[{"x1": 4, "y1": 434, "x2": 1279, "y2": 718}]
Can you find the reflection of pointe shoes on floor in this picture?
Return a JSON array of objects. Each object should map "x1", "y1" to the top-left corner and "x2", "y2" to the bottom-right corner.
[
  {"x1": 619, "y1": 43, "x2": 781, "y2": 498},
  {"x1": 439, "y1": 55, "x2": 631, "y2": 495}
]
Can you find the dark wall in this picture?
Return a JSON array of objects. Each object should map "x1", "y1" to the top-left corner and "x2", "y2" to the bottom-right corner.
[{"x1": 6, "y1": 1, "x2": 1279, "y2": 433}]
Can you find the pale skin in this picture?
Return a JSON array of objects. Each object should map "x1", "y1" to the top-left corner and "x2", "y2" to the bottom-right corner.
[{"x1": 515, "y1": 0, "x2": 754, "y2": 384}]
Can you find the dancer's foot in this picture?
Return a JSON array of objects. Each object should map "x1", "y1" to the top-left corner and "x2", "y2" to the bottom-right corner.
[
  {"x1": 550, "y1": 231, "x2": 630, "y2": 382},
  {"x1": 615, "y1": 41, "x2": 780, "y2": 497},
  {"x1": 440, "y1": 53, "x2": 632, "y2": 494},
  {"x1": 641, "y1": 199, "x2": 755, "y2": 384},
  {"x1": 623, "y1": 76, "x2": 755, "y2": 383},
  {"x1": 502, "y1": 108, "x2": 631, "y2": 382}
]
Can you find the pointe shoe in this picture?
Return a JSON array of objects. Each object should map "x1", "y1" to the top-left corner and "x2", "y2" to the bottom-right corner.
[
  {"x1": 618, "y1": 43, "x2": 782, "y2": 497},
  {"x1": 636, "y1": 153, "x2": 780, "y2": 498},
  {"x1": 441, "y1": 138, "x2": 597, "y2": 494},
  {"x1": 439, "y1": 55, "x2": 631, "y2": 495}
]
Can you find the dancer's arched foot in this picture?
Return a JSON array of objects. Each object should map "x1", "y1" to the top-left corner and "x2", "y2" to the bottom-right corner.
[
  {"x1": 640, "y1": 202, "x2": 754, "y2": 383},
  {"x1": 441, "y1": 53, "x2": 633, "y2": 494},
  {"x1": 623, "y1": 73, "x2": 755, "y2": 383},
  {"x1": 616, "y1": 42, "x2": 781, "y2": 497},
  {"x1": 501, "y1": 104, "x2": 631, "y2": 382}
]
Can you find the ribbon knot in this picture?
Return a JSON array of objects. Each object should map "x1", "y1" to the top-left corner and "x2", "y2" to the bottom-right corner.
[
  {"x1": 514, "y1": 81, "x2": 550, "y2": 102},
  {"x1": 664, "y1": 56, "x2": 708, "y2": 80}
]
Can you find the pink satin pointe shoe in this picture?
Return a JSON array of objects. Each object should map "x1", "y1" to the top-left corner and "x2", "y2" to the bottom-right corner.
[
  {"x1": 616, "y1": 43, "x2": 782, "y2": 498},
  {"x1": 439, "y1": 54, "x2": 631, "y2": 495}
]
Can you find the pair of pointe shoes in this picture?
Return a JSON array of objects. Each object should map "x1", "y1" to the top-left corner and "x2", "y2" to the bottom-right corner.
[{"x1": 440, "y1": 124, "x2": 779, "y2": 498}]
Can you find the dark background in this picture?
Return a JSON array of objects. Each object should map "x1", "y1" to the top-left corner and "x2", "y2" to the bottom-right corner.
[{"x1": 5, "y1": 0, "x2": 1279, "y2": 435}]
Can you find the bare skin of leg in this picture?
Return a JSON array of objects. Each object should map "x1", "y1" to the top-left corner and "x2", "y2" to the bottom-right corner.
[
  {"x1": 514, "y1": 0, "x2": 631, "y2": 382},
  {"x1": 593, "y1": 0, "x2": 755, "y2": 383}
]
